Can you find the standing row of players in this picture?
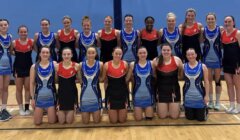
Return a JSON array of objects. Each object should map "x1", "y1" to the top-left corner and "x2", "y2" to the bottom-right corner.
[{"x1": 0, "y1": 8, "x2": 240, "y2": 123}]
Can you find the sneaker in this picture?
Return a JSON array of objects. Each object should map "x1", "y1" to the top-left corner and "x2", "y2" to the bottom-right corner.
[
  {"x1": 2, "y1": 109, "x2": 12, "y2": 119},
  {"x1": 19, "y1": 109, "x2": 25, "y2": 116},
  {"x1": 232, "y1": 108, "x2": 240, "y2": 114},
  {"x1": 214, "y1": 103, "x2": 221, "y2": 111},
  {"x1": 208, "y1": 102, "x2": 214, "y2": 109},
  {"x1": 0, "y1": 111, "x2": 10, "y2": 122},
  {"x1": 25, "y1": 110, "x2": 31, "y2": 115},
  {"x1": 226, "y1": 106, "x2": 235, "y2": 114}
]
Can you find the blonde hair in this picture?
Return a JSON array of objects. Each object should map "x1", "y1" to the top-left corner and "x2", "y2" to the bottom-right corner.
[
  {"x1": 62, "y1": 15, "x2": 72, "y2": 22},
  {"x1": 81, "y1": 16, "x2": 91, "y2": 26},
  {"x1": 166, "y1": 12, "x2": 176, "y2": 20}
]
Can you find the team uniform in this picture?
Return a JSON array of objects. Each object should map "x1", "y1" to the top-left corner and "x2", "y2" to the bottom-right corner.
[
  {"x1": 140, "y1": 29, "x2": 159, "y2": 60},
  {"x1": 80, "y1": 60, "x2": 102, "y2": 112},
  {"x1": 202, "y1": 26, "x2": 222, "y2": 68},
  {"x1": 106, "y1": 61, "x2": 128, "y2": 109},
  {"x1": 99, "y1": 29, "x2": 117, "y2": 63},
  {"x1": 182, "y1": 22, "x2": 201, "y2": 61},
  {"x1": 36, "y1": 32, "x2": 57, "y2": 61},
  {"x1": 58, "y1": 29, "x2": 78, "y2": 62},
  {"x1": 121, "y1": 29, "x2": 138, "y2": 63},
  {"x1": 132, "y1": 61, "x2": 154, "y2": 108},
  {"x1": 183, "y1": 62, "x2": 208, "y2": 121},
  {"x1": 78, "y1": 31, "x2": 97, "y2": 62},
  {"x1": 13, "y1": 39, "x2": 33, "y2": 77},
  {"x1": 57, "y1": 62, "x2": 78, "y2": 111},
  {"x1": 161, "y1": 27, "x2": 182, "y2": 58},
  {"x1": 156, "y1": 56, "x2": 181, "y2": 103},
  {"x1": 222, "y1": 29, "x2": 240, "y2": 74},
  {"x1": 0, "y1": 33, "x2": 12, "y2": 75},
  {"x1": 34, "y1": 61, "x2": 56, "y2": 108}
]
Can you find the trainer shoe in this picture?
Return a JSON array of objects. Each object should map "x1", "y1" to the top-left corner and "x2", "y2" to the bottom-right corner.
[
  {"x1": 232, "y1": 108, "x2": 240, "y2": 114},
  {"x1": 214, "y1": 102, "x2": 221, "y2": 111},
  {"x1": 2, "y1": 109, "x2": 12, "y2": 119},
  {"x1": 226, "y1": 106, "x2": 235, "y2": 114},
  {"x1": 207, "y1": 102, "x2": 214, "y2": 109},
  {"x1": 25, "y1": 110, "x2": 31, "y2": 115},
  {"x1": 19, "y1": 109, "x2": 26, "y2": 116},
  {"x1": 0, "y1": 111, "x2": 10, "y2": 122}
]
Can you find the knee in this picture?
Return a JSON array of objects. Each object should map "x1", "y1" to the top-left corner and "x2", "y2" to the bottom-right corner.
[
  {"x1": 134, "y1": 116, "x2": 143, "y2": 121},
  {"x1": 58, "y1": 119, "x2": 65, "y2": 124},
  {"x1": 82, "y1": 119, "x2": 90, "y2": 124},
  {"x1": 66, "y1": 119, "x2": 74, "y2": 124},
  {"x1": 118, "y1": 118, "x2": 126, "y2": 123},
  {"x1": 170, "y1": 114, "x2": 179, "y2": 119},
  {"x1": 34, "y1": 120, "x2": 42, "y2": 125},
  {"x1": 110, "y1": 119, "x2": 118, "y2": 124},
  {"x1": 158, "y1": 113, "x2": 168, "y2": 119}
]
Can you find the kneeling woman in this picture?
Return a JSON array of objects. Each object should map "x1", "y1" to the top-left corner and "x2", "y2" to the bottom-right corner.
[
  {"x1": 56, "y1": 47, "x2": 79, "y2": 124},
  {"x1": 101, "y1": 47, "x2": 129, "y2": 123},
  {"x1": 183, "y1": 48, "x2": 209, "y2": 121},
  {"x1": 30, "y1": 46, "x2": 57, "y2": 125},
  {"x1": 153, "y1": 43, "x2": 183, "y2": 119},
  {"x1": 79, "y1": 46, "x2": 103, "y2": 124},
  {"x1": 126, "y1": 47, "x2": 156, "y2": 121}
]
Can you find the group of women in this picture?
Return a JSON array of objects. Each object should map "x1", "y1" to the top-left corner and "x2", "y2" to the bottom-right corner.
[{"x1": 0, "y1": 8, "x2": 240, "y2": 125}]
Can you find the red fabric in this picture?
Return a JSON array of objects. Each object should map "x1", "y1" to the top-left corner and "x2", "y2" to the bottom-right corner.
[
  {"x1": 59, "y1": 29, "x2": 76, "y2": 42},
  {"x1": 221, "y1": 29, "x2": 238, "y2": 44},
  {"x1": 107, "y1": 60, "x2": 126, "y2": 78},
  {"x1": 57, "y1": 62, "x2": 77, "y2": 78},
  {"x1": 158, "y1": 56, "x2": 178, "y2": 72},
  {"x1": 15, "y1": 39, "x2": 33, "y2": 52},
  {"x1": 140, "y1": 29, "x2": 159, "y2": 41},
  {"x1": 183, "y1": 22, "x2": 200, "y2": 36},
  {"x1": 100, "y1": 29, "x2": 116, "y2": 41}
]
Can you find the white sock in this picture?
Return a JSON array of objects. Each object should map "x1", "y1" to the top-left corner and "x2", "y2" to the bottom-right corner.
[
  {"x1": 237, "y1": 104, "x2": 240, "y2": 110},
  {"x1": 19, "y1": 104, "x2": 23, "y2": 110},
  {"x1": 230, "y1": 102, "x2": 235, "y2": 108},
  {"x1": 1, "y1": 104, "x2": 7, "y2": 110},
  {"x1": 216, "y1": 93, "x2": 221, "y2": 104},
  {"x1": 209, "y1": 94, "x2": 213, "y2": 102}
]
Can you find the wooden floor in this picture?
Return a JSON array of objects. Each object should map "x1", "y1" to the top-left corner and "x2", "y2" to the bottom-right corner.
[{"x1": 1, "y1": 81, "x2": 240, "y2": 140}]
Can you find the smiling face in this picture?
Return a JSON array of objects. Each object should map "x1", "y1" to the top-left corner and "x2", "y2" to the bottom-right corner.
[
  {"x1": 145, "y1": 17, "x2": 154, "y2": 31},
  {"x1": 112, "y1": 48, "x2": 123, "y2": 61},
  {"x1": 40, "y1": 20, "x2": 50, "y2": 33},
  {"x1": 206, "y1": 14, "x2": 216, "y2": 27},
  {"x1": 62, "y1": 48, "x2": 72, "y2": 62},
  {"x1": 63, "y1": 18, "x2": 72, "y2": 30},
  {"x1": 186, "y1": 11, "x2": 196, "y2": 24},
  {"x1": 224, "y1": 16, "x2": 235, "y2": 30},
  {"x1": 104, "y1": 16, "x2": 112, "y2": 29},
  {"x1": 82, "y1": 20, "x2": 91, "y2": 33},
  {"x1": 124, "y1": 16, "x2": 133, "y2": 29},
  {"x1": 137, "y1": 47, "x2": 148, "y2": 61},
  {"x1": 18, "y1": 26, "x2": 28, "y2": 40},
  {"x1": 86, "y1": 47, "x2": 97, "y2": 61},
  {"x1": 40, "y1": 47, "x2": 50, "y2": 61},
  {"x1": 161, "y1": 45, "x2": 172, "y2": 59},
  {"x1": 186, "y1": 49, "x2": 197, "y2": 62},
  {"x1": 167, "y1": 16, "x2": 176, "y2": 29},
  {"x1": 0, "y1": 20, "x2": 9, "y2": 34}
]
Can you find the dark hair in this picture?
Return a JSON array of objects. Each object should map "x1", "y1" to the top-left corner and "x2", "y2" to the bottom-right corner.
[
  {"x1": 37, "y1": 46, "x2": 50, "y2": 63},
  {"x1": 105, "y1": 15, "x2": 113, "y2": 20},
  {"x1": 186, "y1": 48, "x2": 197, "y2": 55},
  {"x1": 40, "y1": 18, "x2": 50, "y2": 25},
  {"x1": 113, "y1": 46, "x2": 122, "y2": 52},
  {"x1": 225, "y1": 15, "x2": 236, "y2": 28},
  {"x1": 0, "y1": 18, "x2": 9, "y2": 24},
  {"x1": 206, "y1": 12, "x2": 216, "y2": 20},
  {"x1": 158, "y1": 43, "x2": 172, "y2": 66},
  {"x1": 124, "y1": 14, "x2": 134, "y2": 21},
  {"x1": 182, "y1": 8, "x2": 196, "y2": 35},
  {"x1": 62, "y1": 15, "x2": 72, "y2": 22},
  {"x1": 144, "y1": 16, "x2": 155, "y2": 23},
  {"x1": 82, "y1": 16, "x2": 91, "y2": 25},
  {"x1": 17, "y1": 25, "x2": 28, "y2": 33},
  {"x1": 62, "y1": 47, "x2": 72, "y2": 53}
]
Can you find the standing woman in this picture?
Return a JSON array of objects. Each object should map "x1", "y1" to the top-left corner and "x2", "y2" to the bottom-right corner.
[
  {"x1": 34, "y1": 18, "x2": 58, "y2": 62},
  {"x1": 101, "y1": 47, "x2": 128, "y2": 123},
  {"x1": 12, "y1": 25, "x2": 33, "y2": 116},
  {"x1": 179, "y1": 8, "x2": 203, "y2": 62},
  {"x1": 0, "y1": 19, "x2": 13, "y2": 121},
  {"x1": 160, "y1": 12, "x2": 182, "y2": 59},
  {"x1": 140, "y1": 16, "x2": 160, "y2": 60},
  {"x1": 221, "y1": 16, "x2": 240, "y2": 113},
  {"x1": 78, "y1": 16, "x2": 98, "y2": 62},
  {"x1": 98, "y1": 16, "x2": 120, "y2": 63},
  {"x1": 58, "y1": 16, "x2": 78, "y2": 62},
  {"x1": 121, "y1": 14, "x2": 140, "y2": 63},
  {"x1": 153, "y1": 43, "x2": 183, "y2": 119},
  {"x1": 183, "y1": 48, "x2": 209, "y2": 121},
  {"x1": 30, "y1": 47, "x2": 57, "y2": 125},
  {"x1": 56, "y1": 47, "x2": 79, "y2": 124},
  {"x1": 79, "y1": 46, "x2": 103, "y2": 124},
  {"x1": 201, "y1": 13, "x2": 222, "y2": 110},
  {"x1": 126, "y1": 47, "x2": 156, "y2": 121}
]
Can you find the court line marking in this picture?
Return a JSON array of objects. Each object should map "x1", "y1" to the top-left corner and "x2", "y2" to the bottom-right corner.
[{"x1": 221, "y1": 104, "x2": 240, "y2": 121}]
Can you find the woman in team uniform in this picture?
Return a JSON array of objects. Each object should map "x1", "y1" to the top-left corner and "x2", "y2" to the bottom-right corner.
[
  {"x1": 98, "y1": 16, "x2": 120, "y2": 63},
  {"x1": 201, "y1": 13, "x2": 222, "y2": 110},
  {"x1": 153, "y1": 43, "x2": 183, "y2": 119},
  {"x1": 183, "y1": 48, "x2": 209, "y2": 121},
  {"x1": 58, "y1": 16, "x2": 78, "y2": 62},
  {"x1": 140, "y1": 16, "x2": 160, "y2": 60},
  {"x1": 56, "y1": 47, "x2": 79, "y2": 124},
  {"x1": 30, "y1": 46, "x2": 57, "y2": 125},
  {"x1": 101, "y1": 47, "x2": 128, "y2": 123},
  {"x1": 13, "y1": 25, "x2": 33, "y2": 116},
  {"x1": 120, "y1": 14, "x2": 140, "y2": 63},
  {"x1": 0, "y1": 19, "x2": 12, "y2": 121},
  {"x1": 179, "y1": 8, "x2": 203, "y2": 62},
  {"x1": 79, "y1": 47, "x2": 103, "y2": 124},
  {"x1": 34, "y1": 18, "x2": 58, "y2": 62},
  {"x1": 77, "y1": 16, "x2": 98, "y2": 62},
  {"x1": 221, "y1": 16, "x2": 240, "y2": 114},
  {"x1": 126, "y1": 47, "x2": 156, "y2": 121},
  {"x1": 160, "y1": 12, "x2": 182, "y2": 59}
]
